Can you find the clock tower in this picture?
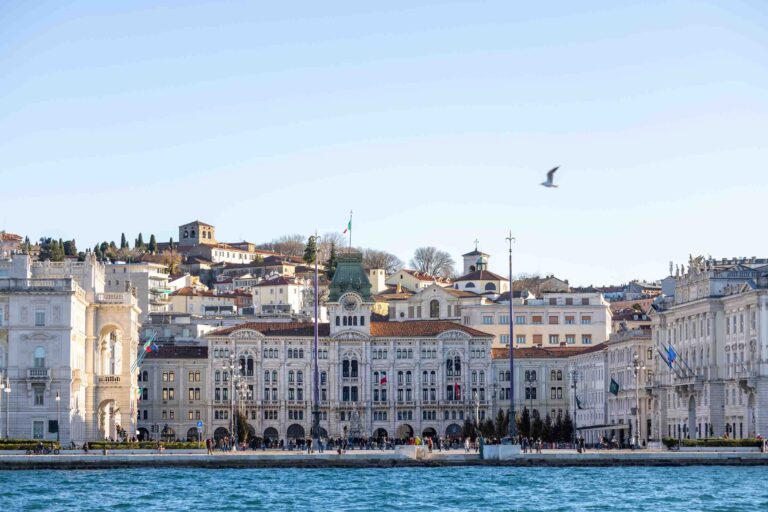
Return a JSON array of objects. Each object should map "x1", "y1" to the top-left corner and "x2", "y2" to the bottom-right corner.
[{"x1": 327, "y1": 252, "x2": 374, "y2": 336}]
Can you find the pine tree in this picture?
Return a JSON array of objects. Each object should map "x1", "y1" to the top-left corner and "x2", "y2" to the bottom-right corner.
[
  {"x1": 519, "y1": 407, "x2": 531, "y2": 438},
  {"x1": 542, "y1": 413, "x2": 554, "y2": 443},
  {"x1": 148, "y1": 234, "x2": 157, "y2": 254},
  {"x1": 120, "y1": 233, "x2": 128, "y2": 249},
  {"x1": 169, "y1": 237, "x2": 174, "y2": 250},
  {"x1": 136, "y1": 232, "x2": 144, "y2": 250},
  {"x1": 325, "y1": 241, "x2": 338, "y2": 279},
  {"x1": 494, "y1": 409, "x2": 507, "y2": 438},
  {"x1": 303, "y1": 236, "x2": 318, "y2": 264},
  {"x1": 561, "y1": 410, "x2": 574, "y2": 443}
]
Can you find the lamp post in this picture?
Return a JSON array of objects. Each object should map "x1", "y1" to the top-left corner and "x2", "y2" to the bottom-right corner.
[
  {"x1": 0, "y1": 378, "x2": 4, "y2": 439},
  {"x1": 55, "y1": 391, "x2": 61, "y2": 444},
  {"x1": 627, "y1": 353, "x2": 646, "y2": 448},
  {"x1": 505, "y1": 231, "x2": 518, "y2": 442},
  {"x1": 310, "y1": 233, "x2": 321, "y2": 453},
  {"x1": 224, "y1": 354, "x2": 239, "y2": 451},
  {"x1": 570, "y1": 370, "x2": 578, "y2": 446},
  {"x1": 4, "y1": 377, "x2": 9, "y2": 439}
]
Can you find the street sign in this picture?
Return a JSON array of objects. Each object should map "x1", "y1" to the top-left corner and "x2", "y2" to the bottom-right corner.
[{"x1": 197, "y1": 420, "x2": 204, "y2": 429}]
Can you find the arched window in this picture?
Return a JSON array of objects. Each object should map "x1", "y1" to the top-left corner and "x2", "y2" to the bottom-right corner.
[
  {"x1": 142, "y1": 370, "x2": 148, "y2": 382},
  {"x1": 33, "y1": 346, "x2": 45, "y2": 368},
  {"x1": 264, "y1": 370, "x2": 270, "y2": 382},
  {"x1": 297, "y1": 371, "x2": 303, "y2": 384},
  {"x1": 531, "y1": 370, "x2": 537, "y2": 381},
  {"x1": 407, "y1": 349, "x2": 413, "y2": 359},
  {"x1": 271, "y1": 370, "x2": 277, "y2": 382},
  {"x1": 446, "y1": 358, "x2": 453, "y2": 376},
  {"x1": 405, "y1": 371, "x2": 412, "y2": 384},
  {"x1": 183, "y1": 230, "x2": 189, "y2": 239},
  {"x1": 465, "y1": 282, "x2": 475, "y2": 288},
  {"x1": 342, "y1": 359, "x2": 350, "y2": 378},
  {"x1": 299, "y1": 349, "x2": 304, "y2": 358},
  {"x1": 190, "y1": 229, "x2": 196, "y2": 238},
  {"x1": 454, "y1": 356, "x2": 461, "y2": 376},
  {"x1": 430, "y1": 300, "x2": 440, "y2": 318},
  {"x1": 422, "y1": 371, "x2": 428, "y2": 383},
  {"x1": 336, "y1": 316, "x2": 340, "y2": 326},
  {"x1": 351, "y1": 360, "x2": 358, "y2": 378},
  {"x1": 321, "y1": 371, "x2": 327, "y2": 385},
  {"x1": 484, "y1": 282, "x2": 497, "y2": 291},
  {"x1": 353, "y1": 316, "x2": 358, "y2": 326},
  {"x1": 288, "y1": 371, "x2": 294, "y2": 383},
  {"x1": 343, "y1": 316, "x2": 348, "y2": 326},
  {"x1": 360, "y1": 316, "x2": 365, "y2": 326},
  {"x1": 430, "y1": 371, "x2": 436, "y2": 384}
]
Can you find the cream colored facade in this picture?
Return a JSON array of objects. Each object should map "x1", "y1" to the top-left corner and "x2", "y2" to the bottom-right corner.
[
  {"x1": 463, "y1": 292, "x2": 612, "y2": 349},
  {"x1": 169, "y1": 288, "x2": 239, "y2": 316},
  {"x1": 105, "y1": 262, "x2": 171, "y2": 321},
  {"x1": 605, "y1": 329, "x2": 652, "y2": 444}
]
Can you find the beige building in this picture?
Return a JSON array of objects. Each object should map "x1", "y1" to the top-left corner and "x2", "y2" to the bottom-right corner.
[
  {"x1": 386, "y1": 269, "x2": 451, "y2": 293},
  {"x1": 169, "y1": 287, "x2": 240, "y2": 316},
  {"x1": 105, "y1": 262, "x2": 171, "y2": 321},
  {"x1": 462, "y1": 292, "x2": 612, "y2": 349}
]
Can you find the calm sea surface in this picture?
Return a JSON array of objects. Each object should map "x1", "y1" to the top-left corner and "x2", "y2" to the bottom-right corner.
[{"x1": 0, "y1": 466, "x2": 766, "y2": 511}]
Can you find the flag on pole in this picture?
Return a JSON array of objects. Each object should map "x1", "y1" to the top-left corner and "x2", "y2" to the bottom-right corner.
[
  {"x1": 609, "y1": 378, "x2": 619, "y2": 396},
  {"x1": 454, "y1": 382, "x2": 460, "y2": 400},
  {"x1": 380, "y1": 374, "x2": 387, "y2": 385},
  {"x1": 343, "y1": 216, "x2": 351, "y2": 234},
  {"x1": 667, "y1": 345, "x2": 677, "y2": 365}
]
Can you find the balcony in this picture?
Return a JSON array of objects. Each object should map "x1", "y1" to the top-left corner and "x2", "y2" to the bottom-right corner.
[
  {"x1": 0, "y1": 278, "x2": 77, "y2": 293},
  {"x1": 98, "y1": 375, "x2": 121, "y2": 384},
  {"x1": 27, "y1": 368, "x2": 50, "y2": 380},
  {"x1": 97, "y1": 292, "x2": 136, "y2": 306}
]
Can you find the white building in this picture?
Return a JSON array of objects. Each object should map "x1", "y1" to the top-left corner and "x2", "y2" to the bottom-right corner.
[
  {"x1": 105, "y1": 261, "x2": 171, "y2": 321},
  {"x1": 0, "y1": 255, "x2": 139, "y2": 443}
]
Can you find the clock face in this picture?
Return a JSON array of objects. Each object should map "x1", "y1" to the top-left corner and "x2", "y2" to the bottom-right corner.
[{"x1": 342, "y1": 296, "x2": 357, "y2": 311}]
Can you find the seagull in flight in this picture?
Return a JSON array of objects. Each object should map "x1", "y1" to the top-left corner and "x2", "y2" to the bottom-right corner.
[{"x1": 541, "y1": 166, "x2": 559, "y2": 188}]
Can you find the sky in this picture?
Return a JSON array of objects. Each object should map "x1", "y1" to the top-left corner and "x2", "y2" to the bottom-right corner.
[{"x1": 1, "y1": 0, "x2": 767, "y2": 286}]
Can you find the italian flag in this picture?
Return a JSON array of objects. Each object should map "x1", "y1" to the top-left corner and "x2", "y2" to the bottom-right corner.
[{"x1": 343, "y1": 217, "x2": 351, "y2": 234}]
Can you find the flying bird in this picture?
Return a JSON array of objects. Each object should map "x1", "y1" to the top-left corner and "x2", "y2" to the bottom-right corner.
[{"x1": 541, "y1": 166, "x2": 559, "y2": 188}]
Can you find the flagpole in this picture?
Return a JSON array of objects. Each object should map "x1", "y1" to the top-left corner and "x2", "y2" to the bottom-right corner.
[
  {"x1": 349, "y1": 210, "x2": 353, "y2": 249},
  {"x1": 506, "y1": 231, "x2": 518, "y2": 443},
  {"x1": 312, "y1": 232, "x2": 320, "y2": 452}
]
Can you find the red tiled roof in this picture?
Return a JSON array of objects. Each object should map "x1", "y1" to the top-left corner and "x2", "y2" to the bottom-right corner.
[
  {"x1": 207, "y1": 320, "x2": 492, "y2": 338},
  {"x1": 171, "y1": 287, "x2": 239, "y2": 299},
  {"x1": 400, "y1": 269, "x2": 451, "y2": 283},
  {"x1": 370, "y1": 321, "x2": 491, "y2": 338},
  {"x1": 455, "y1": 269, "x2": 508, "y2": 282},
  {"x1": 255, "y1": 276, "x2": 295, "y2": 287},
  {"x1": 144, "y1": 345, "x2": 208, "y2": 359},
  {"x1": 492, "y1": 342, "x2": 607, "y2": 360}
]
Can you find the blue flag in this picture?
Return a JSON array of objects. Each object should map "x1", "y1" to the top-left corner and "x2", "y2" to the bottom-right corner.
[{"x1": 667, "y1": 345, "x2": 677, "y2": 366}]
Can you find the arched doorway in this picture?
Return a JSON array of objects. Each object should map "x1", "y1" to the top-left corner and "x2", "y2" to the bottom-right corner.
[
  {"x1": 264, "y1": 427, "x2": 279, "y2": 441},
  {"x1": 137, "y1": 428, "x2": 150, "y2": 441},
  {"x1": 422, "y1": 427, "x2": 437, "y2": 439},
  {"x1": 748, "y1": 394, "x2": 756, "y2": 438},
  {"x1": 318, "y1": 427, "x2": 328, "y2": 438},
  {"x1": 97, "y1": 399, "x2": 120, "y2": 440},
  {"x1": 287, "y1": 424, "x2": 305, "y2": 440},
  {"x1": 373, "y1": 428, "x2": 388, "y2": 440},
  {"x1": 187, "y1": 427, "x2": 200, "y2": 442},
  {"x1": 445, "y1": 423, "x2": 462, "y2": 439},
  {"x1": 688, "y1": 396, "x2": 696, "y2": 439},
  {"x1": 396, "y1": 424, "x2": 413, "y2": 439},
  {"x1": 214, "y1": 427, "x2": 230, "y2": 442}
]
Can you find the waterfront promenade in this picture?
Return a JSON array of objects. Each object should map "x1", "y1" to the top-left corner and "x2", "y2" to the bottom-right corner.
[{"x1": 1, "y1": 449, "x2": 767, "y2": 470}]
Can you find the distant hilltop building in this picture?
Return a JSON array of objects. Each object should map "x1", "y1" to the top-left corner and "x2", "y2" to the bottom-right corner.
[
  {"x1": 0, "y1": 231, "x2": 23, "y2": 260},
  {"x1": 160, "y1": 220, "x2": 275, "y2": 265}
]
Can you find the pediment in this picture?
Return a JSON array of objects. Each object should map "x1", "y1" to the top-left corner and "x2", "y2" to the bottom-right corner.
[
  {"x1": 21, "y1": 332, "x2": 54, "y2": 341},
  {"x1": 332, "y1": 330, "x2": 369, "y2": 341},
  {"x1": 437, "y1": 329, "x2": 471, "y2": 341},
  {"x1": 228, "y1": 329, "x2": 265, "y2": 340}
]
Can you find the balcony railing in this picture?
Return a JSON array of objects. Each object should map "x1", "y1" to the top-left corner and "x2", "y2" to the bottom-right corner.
[
  {"x1": 27, "y1": 368, "x2": 50, "y2": 380},
  {"x1": 96, "y1": 292, "x2": 136, "y2": 306},
  {"x1": 0, "y1": 278, "x2": 79, "y2": 293},
  {"x1": 98, "y1": 375, "x2": 121, "y2": 383}
]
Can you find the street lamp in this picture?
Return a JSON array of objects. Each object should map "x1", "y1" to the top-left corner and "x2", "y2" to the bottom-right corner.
[
  {"x1": 569, "y1": 370, "x2": 578, "y2": 447},
  {"x1": 627, "y1": 353, "x2": 646, "y2": 448},
  {"x1": 0, "y1": 378, "x2": 4, "y2": 439},
  {"x1": 223, "y1": 354, "x2": 240, "y2": 451},
  {"x1": 309, "y1": 233, "x2": 321, "y2": 453},
  {"x1": 505, "y1": 231, "x2": 518, "y2": 443},
  {"x1": 55, "y1": 391, "x2": 61, "y2": 443},
  {"x1": 3, "y1": 377, "x2": 9, "y2": 439}
]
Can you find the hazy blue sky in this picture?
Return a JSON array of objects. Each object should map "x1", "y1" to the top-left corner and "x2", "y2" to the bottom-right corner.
[{"x1": 2, "y1": 1, "x2": 767, "y2": 285}]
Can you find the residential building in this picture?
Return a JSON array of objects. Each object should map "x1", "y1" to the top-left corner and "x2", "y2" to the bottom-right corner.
[
  {"x1": 105, "y1": 262, "x2": 171, "y2": 321},
  {"x1": 385, "y1": 269, "x2": 451, "y2": 293},
  {"x1": 568, "y1": 342, "x2": 608, "y2": 445}
]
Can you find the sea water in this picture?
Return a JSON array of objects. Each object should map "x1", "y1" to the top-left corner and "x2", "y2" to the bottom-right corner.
[{"x1": 1, "y1": 466, "x2": 766, "y2": 511}]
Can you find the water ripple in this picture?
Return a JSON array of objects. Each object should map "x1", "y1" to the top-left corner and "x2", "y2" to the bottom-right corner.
[{"x1": 0, "y1": 466, "x2": 766, "y2": 511}]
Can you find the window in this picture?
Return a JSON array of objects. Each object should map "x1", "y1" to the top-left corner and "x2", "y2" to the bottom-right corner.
[
  {"x1": 582, "y1": 335, "x2": 592, "y2": 345},
  {"x1": 35, "y1": 310, "x2": 45, "y2": 327},
  {"x1": 33, "y1": 384, "x2": 45, "y2": 406},
  {"x1": 515, "y1": 315, "x2": 526, "y2": 325},
  {"x1": 565, "y1": 298, "x2": 573, "y2": 306},
  {"x1": 430, "y1": 300, "x2": 440, "y2": 318},
  {"x1": 581, "y1": 298, "x2": 589, "y2": 305},
  {"x1": 33, "y1": 421, "x2": 44, "y2": 439},
  {"x1": 482, "y1": 316, "x2": 493, "y2": 325},
  {"x1": 565, "y1": 316, "x2": 575, "y2": 325},
  {"x1": 499, "y1": 315, "x2": 509, "y2": 325},
  {"x1": 565, "y1": 335, "x2": 575, "y2": 345},
  {"x1": 33, "y1": 346, "x2": 46, "y2": 368},
  {"x1": 581, "y1": 316, "x2": 592, "y2": 325},
  {"x1": 500, "y1": 334, "x2": 510, "y2": 345},
  {"x1": 548, "y1": 335, "x2": 559, "y2": 345},
  {"x1": 515, "y1": 334, "x2": 525, "y2": 344},
  {"x1": 532, "y1": 316, "x2": 543, "y2": 325}
]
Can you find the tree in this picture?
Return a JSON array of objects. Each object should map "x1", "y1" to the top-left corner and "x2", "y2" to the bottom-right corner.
[
  {"x1": 135, "y1": 233, "x2": 145, "y2": 250},
  {"x1": 168, "y1": 237, "x2": 174, "y2": 250},
  {"x1": 531, "y1": 409, "x2": 543, "y2": 440},
  {"x1": 410, "y1": 246, "x2": 455, "y2": 278},
  {"x1": 258, "y1": 234, "x2": 305, "y2": 257},
  {"x1": 38, "y1": 237, "x2": 65, "y2": 262},
  {"x1": 518, "y1": 407, "x2": 531, "y2": 438},
  {"x1": 303, "y1": 236, "x2": 318, "y2": 264},
  {"x1": 542, "y1": 413, "x2": 554, "y2": 443},
  {"x1": 480, "y1": 418, "x2": 495, "y2": 438},
  {"x1": 148, "y1": 234, "x2": 157, "y2": 254},
  {"x1": 63, "y1": 239, "x2": 77, "y2": 256},
  {"x1": 325, "y1": 241, "x2": 338, "y2": 280},
  {"x1": 362, "y1": 248, "x2": 403, "y2": 274},
  {"x1": 494, "y1": 409, "x2": 508, "y2": 439},
  {"x1": 235, "y1": 411, "x2": 251, "y2": 444},
  {"x1": 553, "y1": 411, "x2": 564, "y2": 443},
  {"x1": 161, "y1": 250, "x2": 182, "y2": 275},
  {"x1": 561, "y1": 410, "x2": 574, "y2": 443},
  {"x1": 318, "y1": 232, "x2": 345, "y2": 263},
  {"x1": 462, "y1": 418, "x2": 476, "y2": 440},
  {"x1": 120, "y1": 233, "x2": 128, "y2": 249}
]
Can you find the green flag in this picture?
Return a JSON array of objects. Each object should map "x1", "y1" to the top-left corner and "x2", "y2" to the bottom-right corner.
[{"x1": 609, "y1": 378, "x2": 619, "y2": 396}]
